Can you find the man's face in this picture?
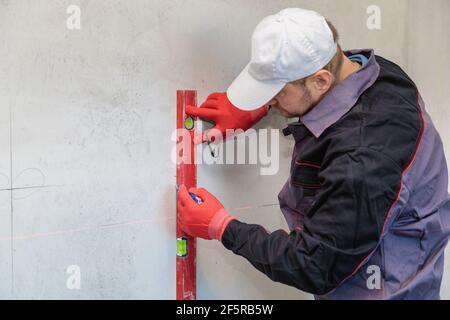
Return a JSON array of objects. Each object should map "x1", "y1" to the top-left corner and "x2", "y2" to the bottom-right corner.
[{"x1": 266, "y1": 83, "x2": 316, "y2": 118}]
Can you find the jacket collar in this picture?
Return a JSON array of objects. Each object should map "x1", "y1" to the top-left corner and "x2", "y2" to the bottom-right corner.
[{"x1": 289, "y1": 49, "x2": 380, "y2": 139}]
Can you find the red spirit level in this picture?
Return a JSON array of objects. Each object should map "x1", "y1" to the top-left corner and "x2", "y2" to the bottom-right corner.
[{"x1": 176, "y1": 90, "x2": 197, "y2": 300}]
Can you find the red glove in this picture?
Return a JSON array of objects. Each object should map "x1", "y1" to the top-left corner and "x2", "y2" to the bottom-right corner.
[
  {"x1": 177, "y1": 184, "x2": 236, "y2": 241},
  {"x1": 186, "y1": 92, "x2": 269, "y2": 144}
]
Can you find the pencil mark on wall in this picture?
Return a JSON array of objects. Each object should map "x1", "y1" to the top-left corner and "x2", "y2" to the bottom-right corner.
[
  {"x1": 0, "y1": 168, "x2": 62, "y2": 201},
  {"x1": 9, "y1": 102, "x2": 13, "y2": 295},
  {"x1": 0, "y1": 184, "x2": 64, "y2": 193},
  {"x1": 0, "y1": 217, "x2": 174, "y2": 242},
  {"x1": 233, "y1": 203, "x2": 279, "y2": 212}
]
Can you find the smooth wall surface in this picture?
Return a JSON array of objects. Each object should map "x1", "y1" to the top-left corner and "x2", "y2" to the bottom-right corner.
[{"x1": 0, "y1": 0, "x2": 448, "y2": 299}]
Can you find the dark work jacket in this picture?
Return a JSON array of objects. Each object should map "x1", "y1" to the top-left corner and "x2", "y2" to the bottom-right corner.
[{"x1": 221, "y1": 49, "x2": 450, "y2": 299}]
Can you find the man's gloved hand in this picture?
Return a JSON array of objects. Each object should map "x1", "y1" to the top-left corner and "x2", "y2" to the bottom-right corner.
[
  {"x1": 186, "y1": 92, "x2": 269, "y2": 144},
  {"x1": 177, "y1": 184, "x2": 236, "y2": 241}
]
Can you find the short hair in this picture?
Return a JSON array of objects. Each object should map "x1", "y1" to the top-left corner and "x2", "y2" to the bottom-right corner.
[{"x1": 292, "y1": 19, "x2": 343, "y2": 86}]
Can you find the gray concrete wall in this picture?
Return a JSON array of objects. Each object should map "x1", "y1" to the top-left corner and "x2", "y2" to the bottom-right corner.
[{"x1": 0, "y1": 0, "x2": 448, "y2": 299}]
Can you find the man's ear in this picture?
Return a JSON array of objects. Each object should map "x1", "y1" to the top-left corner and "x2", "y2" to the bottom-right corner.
[{"x1": 311, "y1": 70, "x2": 334, "y2": 93}]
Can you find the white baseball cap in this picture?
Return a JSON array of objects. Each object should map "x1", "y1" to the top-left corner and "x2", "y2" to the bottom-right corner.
[{"x1": 227, "y1": 8, "x2": 337, "y2": 111}]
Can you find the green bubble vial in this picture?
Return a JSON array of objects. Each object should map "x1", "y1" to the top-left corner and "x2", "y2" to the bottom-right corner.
[
  {"x1": 184, "y1": 116, "x2": 194, "y2": 130},
  {"x1": 177, "y1": 237, "x2": 188, "y2": 257}
]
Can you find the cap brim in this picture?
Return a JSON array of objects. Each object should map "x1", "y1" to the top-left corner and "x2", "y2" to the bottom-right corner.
[{"x1": 227, "y1": 63, "x2": 285, "y2": 111}]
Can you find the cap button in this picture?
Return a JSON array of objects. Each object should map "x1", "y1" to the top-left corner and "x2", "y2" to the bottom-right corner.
[{"x1": 275, "y1": 13, "x2": 284, "y2": 22}]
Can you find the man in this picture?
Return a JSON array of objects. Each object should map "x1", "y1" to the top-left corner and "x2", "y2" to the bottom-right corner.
[{"x1": 177, "y1": 8, "x2": 450, "y2": 299}]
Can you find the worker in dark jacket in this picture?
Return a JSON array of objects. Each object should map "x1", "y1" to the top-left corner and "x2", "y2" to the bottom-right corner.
[{"x1": 177, "y1": 8, "x2": 450, "y2": 299}]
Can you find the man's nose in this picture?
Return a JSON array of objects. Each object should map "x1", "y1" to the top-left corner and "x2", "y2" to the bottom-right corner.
[{"x1": 266, "y1": 98, "x2": 277, "y2": 107}]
